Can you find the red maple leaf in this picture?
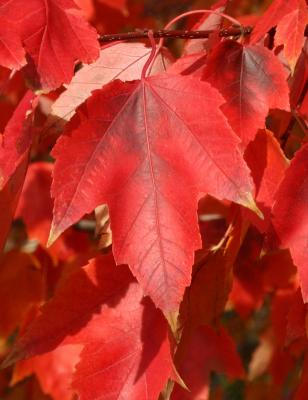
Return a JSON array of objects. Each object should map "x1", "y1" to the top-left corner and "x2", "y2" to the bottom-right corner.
[
  {"x1": 0, "y1": 91, "x2": 35, "y2": 250},
  {"x1": 0, "y1": 15, "x2": 25, "y2": 69},
  {"x1": 0, "y1": 250, "x2": 44, "y2": 337},
  {"x1": 243, "y1": 129, "x2": 288, "y2": 232},
  {"x1": 48, "y1": 73, "x2": 256, "y2": 312},
  {"x1": 251, "y1": 0, "x2": 308, "y2": 72},
  {"x1": 12, "y1": 345, "x2": 82, "y2": 400},
  {"x1": 49, "y1": 42, "x2": 173, "y2": 128},
  {"x1": 172, "y1": 325, "x2": 244, "y2": 399},
  {"x1": 272, "y1": 143, "x2": 308, "y2": 302},
  {"x1": 202, "y1": 41, "x2": 290, "y2": 146},
  {"x1": 4, "y1": 254, "x2": 174, "y2": 400},
  {"x1": 0, "y1": 0, "x2": 99, "y2": 89},
  {"x1": 15, "y1": 162, "x2": 53, "y2": 245}
]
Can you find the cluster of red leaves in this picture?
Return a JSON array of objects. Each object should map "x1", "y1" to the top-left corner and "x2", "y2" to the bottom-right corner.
[{"x1": 0, "y1": 0, "x2": 307, "y2": 399}]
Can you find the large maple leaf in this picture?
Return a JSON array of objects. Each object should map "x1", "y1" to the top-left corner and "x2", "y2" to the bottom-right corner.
[
  {"x1": 202, "y1": 41, "x2": 290, "y2": 146},
  {"x1": 4, "y1": 254, "x2": 174, "y2": 400},
  {"x1": 48, "y1": 73, "x2": 255, "y2": 312},
  {"x1": 0, "y1": 0, "x2": 99, "y2": 90},
  {"x1": 272, "y1": 143, "x2": 308, "y2": 302}
]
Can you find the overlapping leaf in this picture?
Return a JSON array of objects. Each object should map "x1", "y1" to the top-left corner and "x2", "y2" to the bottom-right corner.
[
  {"x1": 49, "y1": 73, "x2": 255, "y2": 311},
  {"x1": 49, "y1": 42, "x2": 173, "y2": 128},
  {"x1": 16, "y1": 162, "x2": 53, "y2": 244},
  {"x1": 0, "y1": 251, "x2": 44, "y2": 337},
  {"x1": 243, "y1": 129, "x2": 288, "y2": 231},
  {"x1": 202, "y1": 41, "x2": 290, "y2": 146},
  {"x1": 0, "y1": 0, "x2": 100, "y2": 90},
  {"x1": 275, "y1": 0, "x2": 308, "y2": 72},
  {"x1": 0, "y1": 91, "x2": 35, "y2": 250},
  {"x1": 12, "y1": 345, "x2": 82, "y2": 400},
  {"x1": 272, "y1": 143, "x2": 308, "y2": 302},
  {"x1": 16, "y1": 162, "x2": 53, "y2": 245},
  {"x1": 0, "y1": 15, "x2": 25, "y2": 69},
  {"x1": 4, "y1": 254, "x2": 174, "y2": 400},
  {"x1": 172, "y1": 325, "x2": 244, "y2": 399},
  {"x1": 180, "y1": 217, "x2": 242, "y2": 331},
  {"x1": 251, "y1": 0, "x2": 308, "y2": 72}
]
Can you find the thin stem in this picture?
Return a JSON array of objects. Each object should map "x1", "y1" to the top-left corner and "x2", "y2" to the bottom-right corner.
[
  {"x1": 141, "y1": 30, "x2": 157, "y2": 80},
  {"x1": 99, "y1": 26, "x2": 251, "y2": 43},
  {"x1": 157, "y1": 9, "x2": 243, "y2": 53},
  {"x1": 164, "y1": 9, "x2": 242, "y2": 31}
]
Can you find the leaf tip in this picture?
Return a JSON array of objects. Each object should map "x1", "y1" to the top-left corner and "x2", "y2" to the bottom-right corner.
[
  {"x1": 241, "y1": 193, "x2": 264, "y2": 220},
  {"x1": 47, "y1": 224, "x2": 61, "y2": 247},
  {"x1": 164, "y1": 310, "x2": 181, "y2": 338},
  {"x1": 1, "y1": 345, "x2": 23, "y2": 369}
]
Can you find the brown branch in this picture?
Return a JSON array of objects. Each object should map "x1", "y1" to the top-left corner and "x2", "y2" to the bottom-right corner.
[{"x1": 99, "y1": 26, "x2": 253, "y2": 43}]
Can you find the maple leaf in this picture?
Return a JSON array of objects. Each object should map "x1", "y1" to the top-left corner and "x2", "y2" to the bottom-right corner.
[
  {"x1": 243, "y1": 129, "x2": 288, "y2": 232},
  {"x1": 259, "y1": 249, "x2": 297, "y2": 292},
  {"x1": 172, "y1": 325, "x2": 244, "y2": 399},
  {"x1": 0, "y1": 68, "x2": 27, "y2": 132},
  {"x1": 251, "y1": 0, "x2": 300, "y2": 42},
  {"x1": 202, "y1": 40, "x2": 290, "y2": 146},
  {"x1": 48, "y1": 73, "x2": 256, "y2": 312},
  {"x1": 12, "y1": 344, "x2": 82, "y2": 400},
  {"x1": 3, "y1": 254, "x2": 174, "y2": 400},
  {"x1": 272, "y1": 143, "x2": 308, "y2": 303},
  {"x1": 0, "y1": 16, "x2": 25, "y2": 69},
  {"x1": 275, "y1": 0, "x2": 308, "y2": 73},
  {"x1": 0, "y1": 250, "x2": 44, "y2": 337},
  {"x1": 230, "y1": 227, "x2": 264, "y2": 318},
  {"x1": 0, "y1": 91, "x2": 35, "y2": 250},
  {"x1": 49, "y1": 42, "x2": 173, "y2": 128},
  {"x1": 15, "y1": 162, "x2": 53, "y2": 245},
  {"x1": 0, "y1": 0, "x2": 100, "y2": 90},
  {"x1": 251, "y1": 0, "x2": 308, "y2": 72},
  {"x1": 285, "y1": 289, "x2": 307, "y2": 346},
  {"x1": 180, "y1": 217, "x2": 242, "y2": 331}
]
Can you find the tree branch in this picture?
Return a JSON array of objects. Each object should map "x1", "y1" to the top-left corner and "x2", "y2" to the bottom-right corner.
[{"x1": 99, "y1": 26, "x2": 253, "y2": 43}]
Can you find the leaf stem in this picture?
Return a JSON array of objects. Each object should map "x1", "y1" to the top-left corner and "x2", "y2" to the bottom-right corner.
[{"x1": 141, "y1": 30, "x2": 157, "y2": 80}]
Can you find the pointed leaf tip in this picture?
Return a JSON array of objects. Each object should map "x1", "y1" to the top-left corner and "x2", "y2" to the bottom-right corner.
[
  {"x1": 241, "y1": 192, "x2": 264, "y2": 220},
  {"x1": 47, "y1": 224, "x2": 61, "y2": 247},
  {"x1": 164, "y1": 310, "x2": 180, "y2": 338},
  {"x1": 1, "y1": 345, "x2": 23, "y2": 369}
]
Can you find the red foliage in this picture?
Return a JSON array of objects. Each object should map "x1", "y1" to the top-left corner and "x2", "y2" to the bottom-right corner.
[{"x1": 0, "y1": 0, "x2": 307, "y2": 399}]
